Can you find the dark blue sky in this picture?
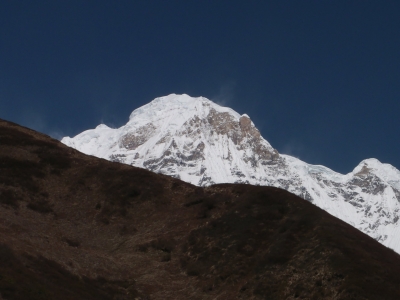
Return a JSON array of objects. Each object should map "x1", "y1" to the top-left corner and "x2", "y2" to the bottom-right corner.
[{"x1": 1, "y1": 1, "x2": 400, "y2": 174}]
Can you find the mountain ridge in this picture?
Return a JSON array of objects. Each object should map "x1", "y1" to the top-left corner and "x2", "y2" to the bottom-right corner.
[
  {"x1": 62, "y1": 94, "x2": 400, "y2": 253},
  {"x1": 3, "y1": 117, "x2": 400, "y2": 299}
]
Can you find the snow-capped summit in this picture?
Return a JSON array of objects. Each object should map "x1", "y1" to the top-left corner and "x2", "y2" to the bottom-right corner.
[
  {"x1": 62, "y1": 94, "x2": 400, "y2": 253},
  {"x1": 63, "y1": 94, "x2": 278, "y2": 185}
]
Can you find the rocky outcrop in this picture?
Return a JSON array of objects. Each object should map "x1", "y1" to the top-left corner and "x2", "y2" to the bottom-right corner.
[{"x1": 120, "y1": 123, "x2": 156, "y2": 150}]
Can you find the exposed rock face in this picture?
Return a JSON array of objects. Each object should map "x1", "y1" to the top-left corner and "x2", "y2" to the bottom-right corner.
[
  {"x1": 120, "y1": 124, "x2": 156, "y2": 150},
  {"x1": 62, "y1": 94, "x2": 400, "y2": 254}
]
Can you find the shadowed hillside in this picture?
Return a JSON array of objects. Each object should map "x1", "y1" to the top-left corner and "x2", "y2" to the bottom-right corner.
[{"x1": 1, "y1": 118, "x2": 400, "y2": 299}]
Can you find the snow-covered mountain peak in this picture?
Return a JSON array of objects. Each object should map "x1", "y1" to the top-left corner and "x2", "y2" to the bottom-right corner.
[
  {"x1": 353, "y1": 158, "x2": 383, "y2": 173},
  {"x1": 62, "y1": 94, "x2": 400, "y2": 254},
  {"x1": 63, "y1": 94, "x2": 279, "y2": 182},
  {"x1": 95, "y1": 124, "x2": 110, "y2": 130},
  {"x1": 350, "y1": 158, "x2": 400, "y2": 190},
  {"x1": 128, "y1": 93, "x2": 240, "y2": 123}
]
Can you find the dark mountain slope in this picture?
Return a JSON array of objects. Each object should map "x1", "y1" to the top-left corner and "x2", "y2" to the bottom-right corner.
[{"x1": 1, "y1": 118, "x2": 400, "y2": 299}]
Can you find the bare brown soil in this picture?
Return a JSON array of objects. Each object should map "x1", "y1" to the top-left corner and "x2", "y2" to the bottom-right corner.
[{"x1": 1, "y1": 118, "x2": 400, "y2": 299}]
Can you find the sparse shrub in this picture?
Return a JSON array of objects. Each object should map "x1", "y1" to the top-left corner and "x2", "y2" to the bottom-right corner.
[
  {"x1": 27, "y1": 199, "x2": 53, "y2": 214},
  {"x1": 197, "y1": 208, "x2": 208, "y2": 219},
  {"x1": 119, "y1": 207, "x2": 128, "y2": 217},
  {"x1": 161, "y1": 252, "x2": 171, "y2": 262},
  {"x1": 184, "y1": 198, "x2": 203, "y2": 207},
  {"x1": 186, "y1": 262, "x2": 201, "y2": 276},
  {"x1": 34, "y1": 149, "x2": 71, "y2": 171},
  {"x1": 63, "y1": 238, "x2": 81, "y2": 248},
  {"x1": 136, "y1": 237, "x2": 175, "y2": 254},
  {"x1": 40, "y1": 191, "x2": 49, "y2": 198},
  {"x1": 98, "y1": 216, "x2": 110, "y2": 225},
  {"x1": 203, "y1": 197, "x2": 216, "y2": 210},
  {"x1": 151, "y1": 237, "x2": 175, "y2": 253},
  {"x1": 0, "y1": 189, "x2": 19, "y2": 209},
  {"x1": 0, "y1": 244, "x2": 17, "y2": 267},
  {"x1": 127, "y1": 188, "x2": 141, "y2": 198},
  {"x1": 0, "y1": 158, "x2": 43, "y2": 193},
  {"x1": 137, "y1": 243, "x2": 148, "y2": 252},
  {"x1": 119, "y1": 224, "x2": 137, "y2": 236}
]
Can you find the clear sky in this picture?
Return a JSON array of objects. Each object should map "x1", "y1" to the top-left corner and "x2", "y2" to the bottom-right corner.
[{"x1": 1, "y1": 1, "x2": 400, "y2": 174}]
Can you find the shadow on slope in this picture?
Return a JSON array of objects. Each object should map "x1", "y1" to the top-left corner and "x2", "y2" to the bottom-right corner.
[{"x1": 0, "y1": 118, "x2": 400, "y2": 299}]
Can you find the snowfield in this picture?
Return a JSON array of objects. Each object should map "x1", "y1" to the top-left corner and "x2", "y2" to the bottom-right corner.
[{"x1": 62, "y1": 94, "x2": 400, "y2": 253}]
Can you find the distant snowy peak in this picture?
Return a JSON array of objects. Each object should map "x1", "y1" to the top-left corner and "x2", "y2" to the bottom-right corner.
[
  {"x1": 110, "y1": 93, "x2": 279, "y2": 185},
  {"x1": 352, "y1": 158, "x2": 400, "y2": 188},
  {"x1": 128, "y1": 94, "x2": 241, "y2": 123},
  {"x1": 62, "y1": 94, "x2": 279, "y2": 182},
  {"x1": 122, "y1": 93, "x2": 270, "y2": 151},
  {"x1": 61, "y1": 93, "x2": 400, "y2": 254}
]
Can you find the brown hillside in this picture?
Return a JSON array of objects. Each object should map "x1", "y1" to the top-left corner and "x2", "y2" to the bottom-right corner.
[{"x1": 1, "y1": 118, "x2": 400, "y2": 299}]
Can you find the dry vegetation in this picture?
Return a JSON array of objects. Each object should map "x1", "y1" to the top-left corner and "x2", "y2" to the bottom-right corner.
[{"x1": 1, "y1": 118, "x2": 400, "y2": 299}]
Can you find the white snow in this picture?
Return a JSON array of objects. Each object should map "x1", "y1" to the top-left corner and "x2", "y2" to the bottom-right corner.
[{"x1": 61, "y1": 93, "x2": 400, "y2": 254}]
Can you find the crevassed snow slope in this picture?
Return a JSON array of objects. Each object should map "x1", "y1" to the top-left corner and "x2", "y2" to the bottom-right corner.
[{"x1": 62, "y1": 94, "x2": 400, "y2": 253}]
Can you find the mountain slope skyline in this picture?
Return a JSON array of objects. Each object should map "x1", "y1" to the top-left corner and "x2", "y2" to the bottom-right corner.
[
  {"x1": 62, "y1": 94, "x2": 400, "y2": 254},
  {"x1": 3, "y1": 117, "x2": 400, "y2": 299}
]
